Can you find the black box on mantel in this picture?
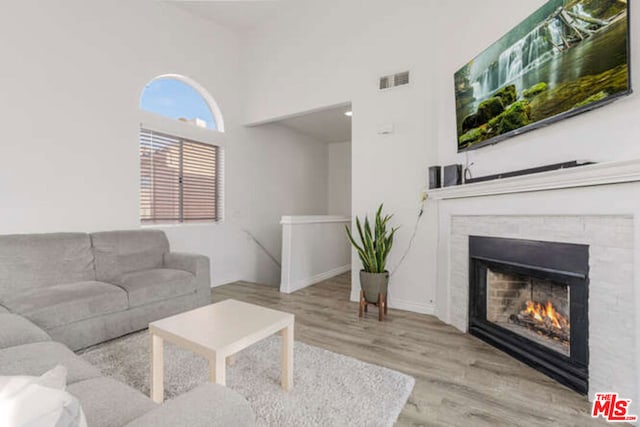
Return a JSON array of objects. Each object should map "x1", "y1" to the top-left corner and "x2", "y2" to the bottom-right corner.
[
  {"x1": 428, "y1": 166, "x2": 441, "y2": 189},
  {"x1": 443, "y1": 164, "x2": 462, "y2": 187}
]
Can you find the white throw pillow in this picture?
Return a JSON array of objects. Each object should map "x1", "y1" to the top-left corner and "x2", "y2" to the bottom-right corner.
[{"x1": 0, "y1": 365, "x2": 87, "y2": 427}]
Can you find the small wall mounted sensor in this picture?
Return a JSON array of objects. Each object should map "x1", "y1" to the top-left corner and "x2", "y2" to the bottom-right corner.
[{"x1": 377, "y1": 123, "x2": 394, "y2": 135}]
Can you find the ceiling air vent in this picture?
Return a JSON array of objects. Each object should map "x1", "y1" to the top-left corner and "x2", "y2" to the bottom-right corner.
[{"x1": 379, "y1": 71, "x2": 410, "y2": 90}]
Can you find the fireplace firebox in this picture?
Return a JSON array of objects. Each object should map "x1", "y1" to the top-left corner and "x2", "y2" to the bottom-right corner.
[{"x1": 468, "y1": 236, "x2": 589, "y2": 394}]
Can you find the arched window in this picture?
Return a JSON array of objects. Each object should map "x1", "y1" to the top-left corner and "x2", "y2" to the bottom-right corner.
[
  {"x1": 139, "y1": 75, "x2": 224, "y2": 224},
  {"x1": 139, "y1": 74, "x2": 224, "y2": 132}
]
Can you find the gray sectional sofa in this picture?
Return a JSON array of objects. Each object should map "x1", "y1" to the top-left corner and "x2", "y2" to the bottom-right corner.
[
  {"x1": 0, "y1": 312, "x2": 254, "y2": 426},
  {"x1": 0, "y1": 230, "x2": 210, "y2": 350},
  {"x1": 0, "y1": 229, "x2": 255, "y2": 426}
]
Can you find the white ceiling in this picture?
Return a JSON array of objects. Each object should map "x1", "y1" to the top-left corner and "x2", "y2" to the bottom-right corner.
[
  {"x1": 166, "y1": 1, "x2": 285, "y2": 32},
  {"x1": 166, "y1": 1, "x2": 351, "y2": 143},
  {"x1": 275, "y1": 105, "x2": 352, "y2": 143}
]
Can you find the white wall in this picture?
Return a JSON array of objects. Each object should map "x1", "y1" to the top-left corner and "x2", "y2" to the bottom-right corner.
[
  {"x1": 328, "y1": 141, "x2": 351, "y2": 215},
  {"x1": 280, "y1": 216, "x2": 351, "y2": 293},
  {"x1": 4, "y1": 0, "x2": 636, "y2": 296},
  {"x1": 243, "y1": 0, "x2": 639, "y2": 312},
  {"x1": 0, "y1": 0, "x2": 328, "y2": 286},
  {"x1": 244, "y1": 0, "x2": 441, "y2": 312},
  {"x1": 158, "y1": 123, "x2": 329, "y2": 286}
]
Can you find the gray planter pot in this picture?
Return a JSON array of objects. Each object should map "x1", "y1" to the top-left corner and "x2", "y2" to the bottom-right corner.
[{"x1": 359, "y1": 270, "x2": 389, "y2": 303}]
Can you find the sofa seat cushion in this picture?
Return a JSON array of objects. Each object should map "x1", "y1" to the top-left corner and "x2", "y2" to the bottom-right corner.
[
  {"x1": 0, "y1": 341, "x2": 100, "y2": 384},
  {"x1": 67, "y1": 377, "x2": 157, "y2": 427},
  {"x1": 125, "y1": 383, "x2": 255, "y2": 427},
  {"x1": 115, "y1": 268, "x2": 196, "y2": 307},
  {"x1": 2, "y1": 281, "x2": 128, "y2": 329},
  {"x1": 0, "y1": 313, "x2": 50, "y2": 349},
  {"x1": 0, "y1": 305, "x2": 8, "y2": 314}
]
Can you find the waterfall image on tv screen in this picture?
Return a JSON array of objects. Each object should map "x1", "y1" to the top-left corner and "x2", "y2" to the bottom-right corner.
[{"x1": 455, "y1": 0, "x2": 630, "y2": 152}]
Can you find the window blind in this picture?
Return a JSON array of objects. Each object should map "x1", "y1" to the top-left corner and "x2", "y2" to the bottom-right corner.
[{"x1": 140, "y1": 129, "x2": 220, "y2": 223}]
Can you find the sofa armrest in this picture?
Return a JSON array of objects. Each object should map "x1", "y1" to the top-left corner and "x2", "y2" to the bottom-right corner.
[
  {"x1": 163, "y1": 252, "x2": 210, "y2": 295},
  {"x1": 125, "y1": 383, "x2": 255, "y2": 427}
]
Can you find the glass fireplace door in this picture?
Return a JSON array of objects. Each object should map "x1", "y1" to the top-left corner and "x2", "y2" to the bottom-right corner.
[{"x1": 486, "y1": 268, "x2": 570, "y2": 356}]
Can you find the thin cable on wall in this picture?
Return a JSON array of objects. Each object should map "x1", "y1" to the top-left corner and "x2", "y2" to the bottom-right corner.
[
  {"x1": 390, "y1": 197, "x2": 426, "y2": 277},
  {"x1": 464, "y1": 150, "x2": 474, "y2": 183},
  {"x1": 242, "y1": 229, "x2": 281, "y2": 269}
]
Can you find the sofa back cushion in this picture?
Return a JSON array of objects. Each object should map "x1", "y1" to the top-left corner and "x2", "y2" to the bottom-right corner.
[
  {"x1": 0, "y1": 233, "x2": 95, "y2": 298},
  {"x1": 90, "y1": 230, "x2": 169, "y2": 281}
]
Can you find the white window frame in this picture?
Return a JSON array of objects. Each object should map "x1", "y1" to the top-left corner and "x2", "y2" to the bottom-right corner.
[{"x1": 139, "y1": 110, "x2": 226, "y2": 225}]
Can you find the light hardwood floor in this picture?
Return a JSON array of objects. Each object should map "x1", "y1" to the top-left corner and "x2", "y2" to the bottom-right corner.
[{"x1": 212, "y1": 273, "x2": 608, "y2": 427}]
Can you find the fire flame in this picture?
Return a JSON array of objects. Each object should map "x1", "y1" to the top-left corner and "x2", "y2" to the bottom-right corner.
[{"x1": 523, "y1": 300, "x2": 568, "y2": 330}]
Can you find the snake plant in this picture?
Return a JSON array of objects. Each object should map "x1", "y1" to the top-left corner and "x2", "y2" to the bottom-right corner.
[{"x1": 345, "y1": 204, "x2": 398, "y2": 273}]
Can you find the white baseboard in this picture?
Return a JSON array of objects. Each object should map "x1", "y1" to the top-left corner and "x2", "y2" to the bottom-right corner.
[
  {"x1": 388, "y1": 298, "x2": 435, "y2": 315},
  {"x1": 350, "y1": 291, "x2": 435, "y2": 315},
  {"x1": 281, "y1": 264, "x2": 351, "y2": 294},
  {"x1": 211, "y1": 275, "x2": 242, "y2": 288}
]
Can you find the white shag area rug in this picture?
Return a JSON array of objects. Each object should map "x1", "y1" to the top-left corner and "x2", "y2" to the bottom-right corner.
[{"x1": 78, "y1": 331, "x2": 415, "y2": 427}]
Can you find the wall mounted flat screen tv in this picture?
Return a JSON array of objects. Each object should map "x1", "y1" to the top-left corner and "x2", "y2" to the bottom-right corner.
[{"x1": 455, "y1": 0, "x2": 631, "y2": 152}]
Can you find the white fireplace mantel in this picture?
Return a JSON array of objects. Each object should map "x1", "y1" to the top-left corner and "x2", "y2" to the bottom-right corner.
[
  {"x1": 431, "y1": 162, "x2": 640, "y2": 412},
  {"x1": 428, "y1": 158, "x2": 640, "y2": 200}
]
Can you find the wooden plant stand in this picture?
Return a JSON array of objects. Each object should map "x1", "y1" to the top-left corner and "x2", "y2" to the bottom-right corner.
[{"x1": 358, "y1": 290, "x2": 388, "y2": 321}]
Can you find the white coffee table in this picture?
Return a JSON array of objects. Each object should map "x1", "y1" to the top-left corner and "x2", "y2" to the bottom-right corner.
[{"x1": 148, "y1": 299, "x2": 295, "y2": 403}]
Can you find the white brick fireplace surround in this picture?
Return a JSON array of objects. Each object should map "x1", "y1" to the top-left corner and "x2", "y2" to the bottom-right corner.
[{"x1": 429, "y1": 159, "x2": 640, "y2": 416}]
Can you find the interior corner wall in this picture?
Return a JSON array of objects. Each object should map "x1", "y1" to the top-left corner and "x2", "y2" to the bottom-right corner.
[
  {"x1": 0, "y1": 0, "x2": 328, "y2": 287},
  {"x1": 242, "y1": 0, "x2": 639, "y2": 314},
  {"x1": 158, "y1": 123, "x2": 329, "y2": 286},
  {"x1": 328, "y1": 141, "x2": 352, "y2": 215},
  {"x1": 243, "y1": 0, "x2": 441, "y2": 312}
]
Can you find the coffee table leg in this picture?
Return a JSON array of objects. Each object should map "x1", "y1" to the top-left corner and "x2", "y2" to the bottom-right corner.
[
  {"x1": 150, "y1": 333, "x2": 164, "y2": 403},
  {"x1": 209, "y1": 354, "x2": 226, "y2": 386},
  {"x1": 281, "y1": 323, "x2": 293, "y2": 390}
]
